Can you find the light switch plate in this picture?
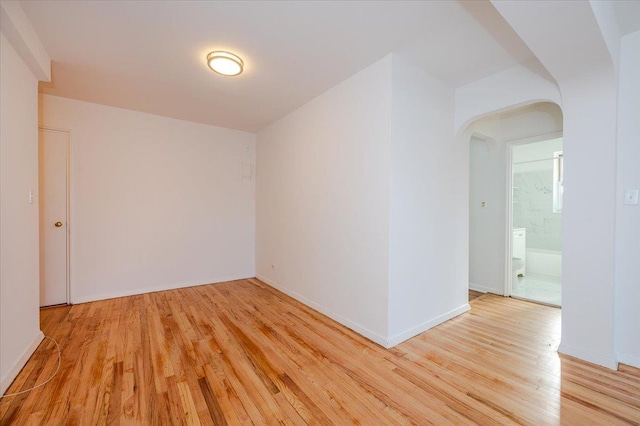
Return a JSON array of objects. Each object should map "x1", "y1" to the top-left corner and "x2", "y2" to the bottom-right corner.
[{"x1": 624, "y1": 189, "x2": 639, "y2": 205}]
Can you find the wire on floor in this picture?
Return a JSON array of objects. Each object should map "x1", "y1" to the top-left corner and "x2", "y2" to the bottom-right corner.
[{"x1": 0, "y1": 336, "x2": 61, "y2": 398}]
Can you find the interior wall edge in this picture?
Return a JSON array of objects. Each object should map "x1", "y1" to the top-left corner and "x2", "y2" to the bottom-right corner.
[
  {"x1": 386, "y1": 303, "x2": 471, "y2": 348},
  {"x1": 558, "y1": 342, "x2": 617, "y2": 370},
  {"x1": 256, "y1": 275, "x2": 389, "y2": 348},
  {"x1": 0, "y1": 330, "x2": 44, "y2": 395},
  {"x1": 469, "y1": 282, "x2": 496, "y2": 295},
  {"x1": 70, "y1": 275, "x2": 254, "y2": 305},
  {"x1": 616, "y1": 353, "x2": 640, "y2": 370},
  {"x1": 0, "y1": 1, "x2": 50, "y2": 81}
]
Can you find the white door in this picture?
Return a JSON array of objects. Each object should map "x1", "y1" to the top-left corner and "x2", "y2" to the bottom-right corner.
[{"x1": 39, "y1": 129, "x2": 69, "y2": 306}]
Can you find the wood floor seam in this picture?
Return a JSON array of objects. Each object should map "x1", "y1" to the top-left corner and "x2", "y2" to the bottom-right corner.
[{"x1": 1, "y1": 279, "x2": 639, "y2": 425}]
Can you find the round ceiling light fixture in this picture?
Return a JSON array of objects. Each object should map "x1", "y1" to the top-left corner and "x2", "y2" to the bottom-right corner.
[{"x1": 207, "y1": 51, "x2": 244, "y2": 76}]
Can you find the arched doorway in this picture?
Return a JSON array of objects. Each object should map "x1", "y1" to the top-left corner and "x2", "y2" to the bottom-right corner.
[{"x1": 462, "y1": 102, "x2": 563, "y2": 307}]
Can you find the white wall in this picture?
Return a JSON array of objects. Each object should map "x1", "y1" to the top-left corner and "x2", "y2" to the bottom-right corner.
[
  {"x1": 454, "y1": 65, "x2": 561, "y2": 135},
  {"x1": 39, "y1": 95, "x2": 256, "y2": 303},
  {"x1": 0, "y1": 32, "x2": 44, "y2": 394},
  {"x1": 0, "y1": 0, "x2": 50, "y2": 81},
  {"x1": 468, "y1": 103, "x2": 562, "y2": 295},
  {"x1": 493, "y1": 103, "x2": 563, "y2": 144},
  {"x1": 387, "y1": 55, "x2": 468, "y2": 344},
  {"x1": 559, "y1": 73, "x2": 618, "y2": 368},
  {"x1": 255, "y1": 56, "x2": 392, "y2": 344},
  {"x1": 469, "y1": 136, "x2": 505, "y2": 294},
  {"x1": 492, "y1": 0, "x2": 619, "y2": 368},
  {"x1": 614, "y1": 30, "x2": 640, "y2": 368}
]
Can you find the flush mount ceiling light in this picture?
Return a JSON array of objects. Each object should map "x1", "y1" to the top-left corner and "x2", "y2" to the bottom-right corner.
[{"x1": 207, "y1": 51, "x2": 244, "y2": 76}]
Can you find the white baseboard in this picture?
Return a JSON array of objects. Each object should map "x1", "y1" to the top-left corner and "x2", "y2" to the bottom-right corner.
[
  {"x1": 469, "y1": 282, "x2": 501, "y2": 295},
  {"x1": 386, "y1": 303, "x2": 471, "y2": 348},
  {"x1": 256, "y1": 274, "x2": 389, "y2": 347},
  {"x1": 72, "y1": 275, "x2": 253, "y2": 304},
  {"x1": 1, "y1": 330, "x2": 45, "y2": 395},
  {"x1": 558, "y1": 343, "x2": 618, "y2": 370},
  {"x1": 617, "y1": 352, "x2": 640, "y2": 369},
  {"x1": 257, "y1": 275, "x2": 471, "y2": 349}
]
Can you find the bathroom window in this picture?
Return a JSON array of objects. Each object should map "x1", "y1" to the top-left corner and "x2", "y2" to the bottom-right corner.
[{"x1": 553, "y1": 151, "x2": 563, "y2": 213}]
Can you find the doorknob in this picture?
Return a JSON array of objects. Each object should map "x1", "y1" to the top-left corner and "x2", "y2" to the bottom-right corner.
[{"x1": 54, "y1": 221, "x2": 63, "y2": 227}]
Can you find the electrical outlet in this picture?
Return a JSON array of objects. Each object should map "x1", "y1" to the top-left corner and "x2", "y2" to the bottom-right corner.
[
  {"x1": 271, "y1": 264, "x2": 277, "y2": 270},
  {"x1": 624, "y1": 189, "x2": 639, "y2": 205}
]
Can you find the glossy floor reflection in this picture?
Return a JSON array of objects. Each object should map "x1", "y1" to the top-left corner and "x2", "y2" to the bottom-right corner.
[
  {"x1": 2, "y1": 281, "x2": 638, "y2": 424},
  {"x1": 512, "y1": 274, "x2": 561, "y2": 306}
]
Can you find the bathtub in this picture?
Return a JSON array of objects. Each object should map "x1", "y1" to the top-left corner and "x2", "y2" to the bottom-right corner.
[{"x1": 526, "y1": 248, "x2": 561, "y2": 278}]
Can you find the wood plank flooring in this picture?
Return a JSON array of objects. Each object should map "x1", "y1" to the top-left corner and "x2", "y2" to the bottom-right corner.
[
  {"x1": 468, "y1": 290, "x2": 484, "y2": 301},
  {"x1": 1, "y1": 278, "x2": 639, "y2": 424}
]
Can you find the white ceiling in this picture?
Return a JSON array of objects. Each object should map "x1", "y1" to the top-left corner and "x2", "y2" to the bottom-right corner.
[{"x1": 22, "y1": 1, "x2": 548, "y2": 132}]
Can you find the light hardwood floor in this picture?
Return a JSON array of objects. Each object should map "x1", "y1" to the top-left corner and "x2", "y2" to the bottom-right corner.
[
  {"x1": 1, "y1": 278, "x2": 639, "y2": 424},
  {"x1": 468, "y1": 290, "x2": 484, "y2": 301}
]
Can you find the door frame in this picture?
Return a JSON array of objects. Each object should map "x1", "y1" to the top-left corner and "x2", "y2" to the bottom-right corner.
[
  {"x1": 39, "y1": 126, "x2": 71, "y2": 305},
  {"x1": 504, "y1": 131, "x2": 563, "y2": 297}
]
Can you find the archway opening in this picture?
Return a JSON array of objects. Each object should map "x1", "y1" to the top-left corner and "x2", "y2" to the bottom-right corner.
[{"x1": 464, "y1": 102, "x2": 564, "y2": 307}]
